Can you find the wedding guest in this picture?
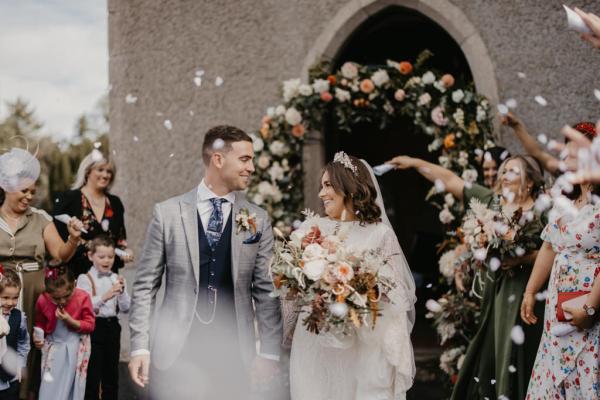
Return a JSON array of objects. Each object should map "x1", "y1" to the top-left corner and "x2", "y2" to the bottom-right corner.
[
  {"x1": 521, "y1": 125, "x2": 600, "y2": 399},
  {"x1": 387, "y1": 154, "x2": 546, "y2": 399},
  {"x1": 0, "y1": 147, "x2": 83, "y2": 398},
  {"x1": 479, "y1": 146, "x2": 510, "y2": 188},
  {"x1": 0, "y1": 268, "x2": 30, "y2": 400},
  {"x1": 53, "y1": 151, "x2": 132, "y2": 276},
  {"x1": 77, "y1": 236, "x2": 130, "y2": 400},
  {"x1": 563, "y1": 122, "x2": 600, "y2": 185},
  {"x1": 34, "y1": 265, "x2": 95, "y2": 400}
]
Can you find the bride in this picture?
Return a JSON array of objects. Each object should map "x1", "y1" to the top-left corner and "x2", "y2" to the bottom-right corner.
[{"x1": 289, "y1": 151, "x2": 417, "y2": 400}]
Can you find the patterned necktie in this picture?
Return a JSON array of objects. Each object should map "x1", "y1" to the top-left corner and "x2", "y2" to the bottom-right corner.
[{"x1": 206, "y1": 198, "x2": 227, "y2": 250}]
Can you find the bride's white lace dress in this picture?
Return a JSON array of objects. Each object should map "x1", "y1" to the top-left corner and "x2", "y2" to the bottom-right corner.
[{"x1": 289, "y1": 218, "x2": 416, "y2": 400}]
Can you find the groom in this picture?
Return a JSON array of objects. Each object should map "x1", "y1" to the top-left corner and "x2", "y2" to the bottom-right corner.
[{"x1": 128, "y1": 125, "x2": 282, "y2": 399}]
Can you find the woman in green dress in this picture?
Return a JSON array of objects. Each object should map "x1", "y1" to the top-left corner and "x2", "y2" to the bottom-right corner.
[
  {"x1": 0, "y1": 148, "x2": 83, "y2": 399},
  {"x1": 387, "y1": 154, "x2": 546, "y2": 400}
]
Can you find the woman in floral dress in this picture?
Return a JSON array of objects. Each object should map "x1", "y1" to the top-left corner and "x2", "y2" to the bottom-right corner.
[{"x1": 522, "y1": 196, "x2": 600, "y2": 397}]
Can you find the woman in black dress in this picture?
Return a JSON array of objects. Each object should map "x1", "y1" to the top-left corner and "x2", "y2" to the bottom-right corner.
[{"x1": 53, "y1": 150, "x2": 133, "y2": 276}]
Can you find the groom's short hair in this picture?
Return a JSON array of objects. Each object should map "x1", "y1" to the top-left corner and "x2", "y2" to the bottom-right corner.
[{"x1": 202, "y1": 125, "x2": 253, "y2": 165}]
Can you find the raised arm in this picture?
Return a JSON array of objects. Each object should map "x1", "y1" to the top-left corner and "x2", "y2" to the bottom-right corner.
[
  {"x1": 387, "y1": 155, "x2": 465, "y2": 200},
  {"x1": 521, "y1": 241, "x2": 555, "y2": 325},
  {"x1": 501, "y1": 112, "x2": 559, "y2": 174}
]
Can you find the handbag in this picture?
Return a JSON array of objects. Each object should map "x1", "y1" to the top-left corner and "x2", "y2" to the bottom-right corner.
[{"x1": 556, "y1": 290, "x2": 590, "y2": 322}]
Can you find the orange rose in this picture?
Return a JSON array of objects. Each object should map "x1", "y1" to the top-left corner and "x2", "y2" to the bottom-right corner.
[
  {"x1": 398, "y1": 61, "x2": 413, "y2": 75},
  {"x1": 441, "y1": 74, "x2": 455, "y2": 88},
  {"x1": 443, "y1": 134, "x2": 456, "y2": 149},
  {"x1": 291, "y1": 124, "x2": 305, "y2": 138},
  {"x1": 327, "y1": 75, "x2": 337, "y2": 86},
  {"x1": 360, "y1": 79, "x2": 375, "y2": 94}
]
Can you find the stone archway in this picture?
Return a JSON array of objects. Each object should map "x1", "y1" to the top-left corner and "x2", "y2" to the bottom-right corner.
[{"x1": 301, "y1": 0, "x2": 499, "y2": 211}]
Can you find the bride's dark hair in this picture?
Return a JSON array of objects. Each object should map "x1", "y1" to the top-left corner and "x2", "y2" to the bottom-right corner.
[{"x1": 321, "y1": 153, "x2": 382, "y2": 225}]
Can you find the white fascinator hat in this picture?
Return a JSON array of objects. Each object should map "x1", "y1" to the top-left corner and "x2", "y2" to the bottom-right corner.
[{"x1": 0, "y1": 146, "x2": 41, "y2": 193}]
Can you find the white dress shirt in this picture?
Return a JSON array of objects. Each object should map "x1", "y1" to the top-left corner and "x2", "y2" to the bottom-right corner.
[{"x1": 77, "y1": 266, "x2": 131, "y2": 317}]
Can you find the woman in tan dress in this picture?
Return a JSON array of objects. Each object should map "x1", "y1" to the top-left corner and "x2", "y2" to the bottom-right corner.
[{"x1": 0, "y1": 148, "x2": 83, "y2": 399}]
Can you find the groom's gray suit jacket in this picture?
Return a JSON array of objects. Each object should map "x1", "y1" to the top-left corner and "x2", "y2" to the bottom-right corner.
[{"x1": 129, "y1": 188, "x2": 282, "y2": 370}]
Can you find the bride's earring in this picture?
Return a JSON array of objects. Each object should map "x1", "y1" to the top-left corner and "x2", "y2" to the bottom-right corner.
[{"x1": 341, "y1": 208, "x2": 348, "y2": 222}]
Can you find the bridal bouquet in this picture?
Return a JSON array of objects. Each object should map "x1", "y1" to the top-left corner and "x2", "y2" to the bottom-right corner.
[{"x1": 271, "y1": 213, "x2": 394, "y2": 336}]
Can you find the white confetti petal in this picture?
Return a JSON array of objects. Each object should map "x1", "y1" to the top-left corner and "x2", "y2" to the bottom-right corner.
[
  {"x1": 213, "y1": 138, "x2": 225, "y2": 150},
  {"x1": 195, "y1": 69, "x2": 205, "y2": 77},
  {"x1": 517, "y1": 72, "x2": 526, "y2": 79},
  {"x1": 497, "y1": 104, "x2": 509, "y2": 115},
  {"x1": 189, "y1": 110, "x2": 194, "y2": 116},
  {"x1": 43, "y1": 371, "x2": 54, "y2": 382},
  {"x1": 489, "y1": 257, "x2": 501, "y2": 271},
  {"x1": 515, "y1": 246, "x2": 525, "y2": 256},
  {"x1": 215, "y1": 76, "x2": 224, "y2": 86},
  {"x1": 164, "y1": 120, "x2": 173, "y2": 130},
  {"x1": 558, "y1": 161, "x2": 567, "y2": 172},
  {"x1": 535, "y1": 194, "x2": 552, "y2": 212},
  {"x1": 329, "y1": 302, "x2": 349, "y2": 318},
  {"x1": 508, "y1": 294, "x2": 516, "y2": 303},
  {"x1": 474, "y1": 248, "x2": 487, "y2": 261},
  {"x1": 534, "y1": 95, "x2": 548, "y2": 106},
  {"x1": 133, "y1": 136, "x2": 139, "y2": 142},
  {"x1": 93, "y1": 141, "x2": 102, "y2": 149},
  {"x1": 500, "y1": 150, "x2": 510, "y2": 160},
  {"x1": 434, "y1": 179, "x2": 445, "y2": 193},
  {"x1": 537, "y1": 134, "x2": 548, "y2": 144},
  {"x1": 505, "y1": 98, "x2": 517, "y2": 109},
  {"x1": 511, "y1": 325, "x2": 525, "y2": 345},
  {"x1": 547, "y1": 139, "x2": 559, "y2": 151},
  {"x1": 193, "y1": 77, "x2": 202, "y2": 87},
  {"x1": 425, "y1": 299, "x2": 442, "y2": 313},
  {"x1": 426, "y1": 283, "x2": 433, "y2": 288},
  {"x1": 169, "y1": 153, "x2": 174, "y2": 158},
  {"x1": 125, "y1": 94, "x2": 138, "y2": 104},
  {"x1": 508, "y1": 365, "x2": 517, "y2": 373},
  {"x1": 535, "y1": 290, "x2": 548, "y2": 301},
  {"x1": 595, "y1": 89, "x2": 600, "y2": 102},
  {"x1": 101, "y1": 219, "x2": 109, "y2": 232},
  {"x1": 292, "y1": 219, "x2": 302, "y2": 229},
  {"x1": 112, "y1": 149, "x2": 117, "y2": 155},
  {"x1": 474, "y1": 377, "x2": 480, "y2": 382},
  {"x1": 464, "y1": 181, "x2": 473, "y2": 189},
  {"x1": 156, "y1": 112, "x2": 163, "y2": 116},
  {"x1": 491, "y1": 379, "x2": 496, "y2": 385}
]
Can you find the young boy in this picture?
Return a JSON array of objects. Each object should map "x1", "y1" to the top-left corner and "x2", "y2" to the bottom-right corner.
[
  {"x1": 0, "y1": 267, "x2": 30, "y2": 400},
  {"x1": 76, "y1": 236, "x2": 130, "y2": 400}
]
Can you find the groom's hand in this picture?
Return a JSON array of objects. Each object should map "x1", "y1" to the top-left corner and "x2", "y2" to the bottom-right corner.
[
  {"x1": 250, "y1": 356, "x2": 279, "y2": 389},
  {"x1": 129, "y1": 354, "x2": 150, "y2": 387}
]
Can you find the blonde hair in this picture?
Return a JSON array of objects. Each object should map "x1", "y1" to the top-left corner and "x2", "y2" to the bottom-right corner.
[
  {"x1": 71, "y1": 151, "x2": 116, "y2": 191},
  {"x1": 493, "y1": 155, "x2": 544, "y2": 200}
]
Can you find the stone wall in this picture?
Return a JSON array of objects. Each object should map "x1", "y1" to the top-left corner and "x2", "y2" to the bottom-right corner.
[{"x1": 108, "y1": 0, "x2": 600, "y2": 251}]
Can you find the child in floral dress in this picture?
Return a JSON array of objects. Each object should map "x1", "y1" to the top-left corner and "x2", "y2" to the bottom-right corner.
[
  {"x1": 522, "y1": 203, "x2": 600, "y2": 399},
  {"x1": 34, "y1": 265, "x2": 95, "y2": 400}
]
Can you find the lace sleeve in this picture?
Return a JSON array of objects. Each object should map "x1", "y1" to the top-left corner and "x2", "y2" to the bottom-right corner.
[{"x1": 379, "y1": 226, "x2": 416, "y2": 398}]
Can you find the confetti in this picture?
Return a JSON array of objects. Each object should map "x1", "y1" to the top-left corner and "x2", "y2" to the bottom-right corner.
[
  {"x1": 156, "y1": 112, "x2": 164, "y2": 116},
  {"x1": 215, "y1": 76, "x2": 224, "y2": 86},
  {"x1": 500, "y1": 150, "x2": 510, "y2": 160},
  {"x1": 434, "y1": 179, "x2": 446, "y2": 193},
  {"x1": 508, "y1": 294, "x2": 516, "y2": 303},
  {"x1": 329, "y1": 302, "x2": 348, "y2": 318},
  {"x1": 535, "y1": 290, "x2": 548, "y2": 301},
  {"x1": 535, "y1": 194, "x2": 552, "y2": 212},
  {"x1": 133, "y1": 136, "x2": 139, "y2": 142},
  {"x1": 169, "y1": 153, "x2": 174, "y2": 158},
  {"x1": 195, "y1": 69, "x2": 205, "y2": 77},
  {"x1": 515, "y1": 246, "x2": 525, "y2": 256},
  {"x1": 43, "y1": 371, "x2": 54, "y2": 382},
  {"x1": 125, "y1": 94, "x2": 138, "y2": 104},
  {"x1": 292, "y1": 220, "x2": 302, "y2": 229},
  {"x1": 511, "y1": 325, "x2": 525, "y2": 345},
  {"x1": 595, "y1": 89, "x2": 600, "y2": 102},
  {"x1": 112, "y1": 149, "x2": 117, "y2": 156},
  {"x1": 505, "y1": 98, "x2": 517, "y2": 109},
  {"x1": 464, "y1": 181, "x2": 473, "y2": 189},
  {"x1": 93, "y1": 142, "x2": 102, "y2": 149},
  {"x1": 558, "y1": 161, "x2": 568, "y2": 172},
  {"x1": 426, "y1": 283, "x2": 433, "y2": 289},
  {"x1": 101, "y1": 219, "x2": 109, "y2": 232},
  {"x1": 474, "y1": 377, "x2": 480, "y2": 383},
  {"x1": 537, "y1": 134, "x2": 548, "y2": 144},
  {"x1": 474, "y1": 248, "x2": 487, "y2": 261},
  {"x1": 517, "y1": 72, "x2": 526, "y2": 79},
  {"x1": 508, "y1": 365, "x2": 517, "y2": 373},
  {"x1": 91, "y1": 149, "x2": 103, "y2": 162},
  {"x1": 213, "y1": 138, "x2": 225, "y2": 150},
  {"x1": 189, "y1": 110, "x2": 194, "y2": 116},
  {"x1": 474, "y1": 148, "x2": 483, "y2": 157},
  {"x1": 489, "y1": 257, "x2": 501, "y2": 272},
  {"x1": 164, "y1": 120, "x2": 173, "y2": 130},
  {"x1": 491, "y1": 379, "x2": 496, "y2": 385},
  {"x1": 194, "y1": 77, "x2": 202, "y2": 87},
  {"x1": 534, "y1": 95, "x2": 548, "y2": 106},
  {"x1": 425, "y1": 299, "x2": 442, "y2": 313},
  {"x1": 497, "y1": 104, "x2": 509, "y2": 115}
]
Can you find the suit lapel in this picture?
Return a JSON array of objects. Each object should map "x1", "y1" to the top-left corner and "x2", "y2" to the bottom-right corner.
[
  {"x1": 231, "y1": 192, "x2": 244, "y2": 284},
  {"x1": 180, "y1": 189, "x2": 200, "y2": 284}
]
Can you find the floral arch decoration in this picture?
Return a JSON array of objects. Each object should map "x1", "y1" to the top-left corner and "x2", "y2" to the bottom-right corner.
[{"x1": 248, "y1": 51, "x2": 497, "y2": 233}]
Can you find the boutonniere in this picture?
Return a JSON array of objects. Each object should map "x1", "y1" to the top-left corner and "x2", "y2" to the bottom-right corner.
[{"x1": 235, "y1": 208, "x2": 257, "y2": 235}]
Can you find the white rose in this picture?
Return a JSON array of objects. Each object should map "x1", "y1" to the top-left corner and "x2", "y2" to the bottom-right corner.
[
  {"x1": 269, "y1": 140, "x2": 287, "y2": 156},
  {"x1": 257, "y1": 155, "x2": 270, "y2": 169},
  {"x1": 417, "y1": 93, "x2": 432, "y2": 106},
  {"x1": 252, "y1": 136, "x2": 264, "y2": 152},
  {"x1": 271, "y1": 185, "x2": 283, "y2": 202},
  {"x1": 268, "y1": 162, "x2": 285, "y2": 182},
  {"x1": 312, "y1": 79, "x2": 330, "y2": 94},
  {"x1": 285, "y1": 107, "x2": 302, "y2": 126},
  {"x1": 371, "y1": 69, "x2": 390, "y2": 87},
  {"x1": 266, "y1": 107, "x2": 276, "y2": 118},
  {"x1": 341, "y1": 62, "x2": 358, "y2": 79},
  {"x1": 425, "y1": 299, "x2": 443, "y2": 313},
  {"x1": 422, "y1": 71, "x2": 436, "y2": 84},
  {"x1": 303, "y1": 259, "x2": 328, "y2": 281},
  {"x1": 275, "y1": 105, "x2": 286, "y2": 116},
  {"x1": 452, "y1": 89, "x2": 465, "y2": 103},
  {"x1": 335, "y1": 88, "x2": 351, "y2": 102},
  {"x1": 298, "y1": 84, "x2": 313, "y2": 96},
  {"x1": 252, "y1": 193, "x2": 264, "y2": 205},
  {"x1": 290, "y1": 229, "x2": 306, "y2": 248},
  {"x1": 258, "y1": 181, "x2": 273, "y2": 196},
  {"x1": 283, "y1": 78, "x2": 301, "y2": 102},
  {"x1": 302, "y1": 243, "x2": 327, "y2": 261}
]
